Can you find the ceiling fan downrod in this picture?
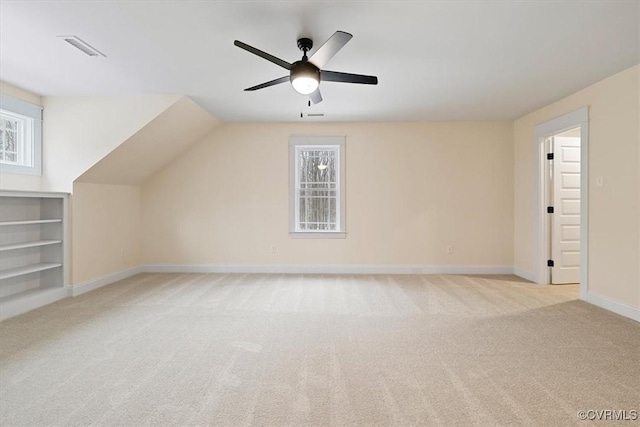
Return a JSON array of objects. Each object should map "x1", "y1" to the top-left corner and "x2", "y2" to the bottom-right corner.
[{"x1": 297, "y1": 38, "x2": 313, "y2": 60}]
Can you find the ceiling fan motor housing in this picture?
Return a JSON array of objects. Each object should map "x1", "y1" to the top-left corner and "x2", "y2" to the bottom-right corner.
[{"x1": 290, "y1": 61, "x2": 320, "y2": 81}]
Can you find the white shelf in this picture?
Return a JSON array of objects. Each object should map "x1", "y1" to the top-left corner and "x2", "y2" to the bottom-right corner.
[
  {"x1": 0, "y1": 191, "x2": 68, "y2": 320},
  {"x1": 0, "y1": 263, "x2": 62, "y2": 280},
  {"x1": 0, "y1": 219, "x2": 62, "y2": 226},
  {"x1": 0, "y1": 240, "x2": 62, "y2": 252}
]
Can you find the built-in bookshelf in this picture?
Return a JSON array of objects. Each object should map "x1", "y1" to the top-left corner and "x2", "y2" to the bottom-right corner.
[{"x1": 0, "y1": 191, "x2": 69, "y2": 321}]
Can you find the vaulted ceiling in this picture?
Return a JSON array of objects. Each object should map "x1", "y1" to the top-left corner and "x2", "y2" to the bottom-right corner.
[{"x1": 1, "y1": 1, "x2": 638, "y2": 122}]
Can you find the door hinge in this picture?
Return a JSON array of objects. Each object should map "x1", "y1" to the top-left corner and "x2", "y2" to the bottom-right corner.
[
  {"x1": 547, "y1": 206, "x2": 554, "y2": 214},
  {"x1": 547, "y1": 259, "x2": 554, "y2": 267},
  {"x1": 547, "y1": 153, "x2": 554, "y2": 160}
]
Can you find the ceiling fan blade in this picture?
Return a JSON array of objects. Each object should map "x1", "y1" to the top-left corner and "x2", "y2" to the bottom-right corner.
[
  {"x1": 244, "y1": 76, "x2": 289, "y2": 91},
  {"x1": 321, "y1": 70, "x2": 378, "y2": 85},
  {"x1": 310, "y1": 88, "x2": 323, "y2": 104},
  {"x1": 308, "y1": 31, "x2": 353, "y2": 68},
  {"x1": 234, "y1": 40, "x2": 292, "y2": 70}
]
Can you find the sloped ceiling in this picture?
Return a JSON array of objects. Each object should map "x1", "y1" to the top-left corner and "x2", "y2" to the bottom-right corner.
[{"x1": 75, "y1": 96, "x2": 219, "y2": 185}]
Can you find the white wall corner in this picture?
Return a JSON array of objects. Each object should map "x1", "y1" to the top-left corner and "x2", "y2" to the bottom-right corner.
[
  {"x1": 71, "y1": 265, "x2": 143, "y2": 296},
  {"x1": 585, "y1": 291, "x2": 640, "y2": 322}
]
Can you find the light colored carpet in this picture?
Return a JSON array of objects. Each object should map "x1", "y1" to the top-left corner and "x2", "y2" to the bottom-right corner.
[{"x1": 0, "y1": 273, "x2": 638, "y2": 426}]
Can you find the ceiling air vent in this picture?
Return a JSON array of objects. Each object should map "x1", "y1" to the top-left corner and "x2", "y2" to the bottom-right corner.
[{"x1": 59, "y1": 36, "x2": 106, "y2": 57}]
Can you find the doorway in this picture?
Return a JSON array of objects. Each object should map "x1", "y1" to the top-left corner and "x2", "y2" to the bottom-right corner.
[
  {"x1": 534, "y1": 108, "x2": 588, "y2": 298},
  {"x1": 547, "y1": 128, "x2": 581, "y2": 284}
]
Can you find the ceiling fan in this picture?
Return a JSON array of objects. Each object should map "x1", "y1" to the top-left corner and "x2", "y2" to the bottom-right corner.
[{"x1": 234, "y1": 31, "x2": 378, "y2": 104}]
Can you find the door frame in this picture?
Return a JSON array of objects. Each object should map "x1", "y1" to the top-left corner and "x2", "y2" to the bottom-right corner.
[{"x1": 533, "y1": 107, "x2": 589, "y2": 298}]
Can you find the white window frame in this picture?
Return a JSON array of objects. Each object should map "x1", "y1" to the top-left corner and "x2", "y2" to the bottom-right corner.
[
  {"x1": 0, "y1": 94, "x2": 42, "y2": 176},
  {"x1": 289, "y1": 135, "x2": 346, "y2": 238}
]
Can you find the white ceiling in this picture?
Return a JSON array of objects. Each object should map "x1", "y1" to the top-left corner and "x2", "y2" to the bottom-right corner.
[{"x1": 1, "y1": 1, "x2": 638, "y2": 122}]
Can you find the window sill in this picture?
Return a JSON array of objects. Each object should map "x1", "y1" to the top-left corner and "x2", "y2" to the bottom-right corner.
[
  {"x1": 289, "y1": 232, "x2": 346, "y2": 239},
  {"x1": 0, "y1": 164, "x2": 41, "y2": 176}
]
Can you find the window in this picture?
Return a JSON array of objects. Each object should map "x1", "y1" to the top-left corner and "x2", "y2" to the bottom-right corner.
[
  {"x1": 0, "y1": 94, "x2": 42, "y2": 175},
  {"x1": 289, "y1": 136, "x2": 345, "y2": 238}
]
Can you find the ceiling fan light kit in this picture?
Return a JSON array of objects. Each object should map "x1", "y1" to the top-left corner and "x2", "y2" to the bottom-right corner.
[
  {"x1": 290, "y1": 61, "x2": 320, "y2": 95},
  {"x1": 234, "y1": 31, "x2": 378, "y2": 104}
]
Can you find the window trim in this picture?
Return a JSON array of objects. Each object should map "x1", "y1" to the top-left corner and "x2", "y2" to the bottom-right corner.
[
  {"x1": 0, "y1": 94, "x2": 43, "y2": 176},
  {"x1": 289, "y1": 135, "x2": 346, "y2": 239}
]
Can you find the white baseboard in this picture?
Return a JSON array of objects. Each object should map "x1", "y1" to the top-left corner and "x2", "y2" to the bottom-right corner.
[
  {"x1": 0, "y1": 287, "x2": 69, "y2": 322},
  {"x1": 142, "y1": 264, "x2": 514, "y2": 275},
  {"x1": 584, "y1": 291, "x2": 640, "y2": 322},
  {"x1": 513, "y1": 267, "x2": 537, "y2": 283},
  {"x1": 71, "y1": 266, "x2": 143, "y2": 296}
]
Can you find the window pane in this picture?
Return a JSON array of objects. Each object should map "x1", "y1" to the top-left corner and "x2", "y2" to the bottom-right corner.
[
  {"x1": 299, "y1": 197, "x2": 306, "y2": 230},
  {"x1": 299, "y1": 150, "x2": 335, "y2": 183},
  {"x1": 0, "y1": 113, "x2": 22, "y2": 166},
  {"x1": 297, "y1": 189, "x2": 337, "y2": 231},
  {"x1": 330, "y1": 197, "x2": 336, "y2": 224},
  {"x1": 5, "y1": 130, "x2": 15, "y2": 152}
]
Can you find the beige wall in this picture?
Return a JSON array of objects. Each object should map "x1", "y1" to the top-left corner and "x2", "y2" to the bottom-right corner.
[
  {"x1": 142, "y1": 121, "x2": 514, "y2": 267},
  {"x1": 514, "y1": 65, "x2": 640, "y2": 309},
  {"x1": 32, "y1": 94, "x2": 181, "y2": 286},
  {"x1": 64, "y1": 96, "x2": 219, "y2": 285},
  {"x1": 72, "y1": 182, "x2": 141, "y2": 285},
  {"x1": 42, "y1": 94, "x2": 180, "y2": 192},
  {"x1": 0, "y1": 81, "x2": 43, "y2": 191}
]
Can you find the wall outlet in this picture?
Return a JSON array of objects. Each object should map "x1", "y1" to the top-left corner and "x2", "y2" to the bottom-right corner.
[
  {"x1": 447, "y1": 245, "x2": 454, "y2": 254},
  {"x1": 596, "y1": 176, "x2": 604, "y2": 187},
  {"x1": 120, "y1": 248, "x2": 126, "y2": 258},
  {"x1": 270, "y1": 244, "x2": 278, "y2": 253}
]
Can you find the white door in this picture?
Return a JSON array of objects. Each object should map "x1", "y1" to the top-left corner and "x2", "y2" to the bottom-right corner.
[{"x1": 551, "y1": 136, "x2": 581, "y2": 284}]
